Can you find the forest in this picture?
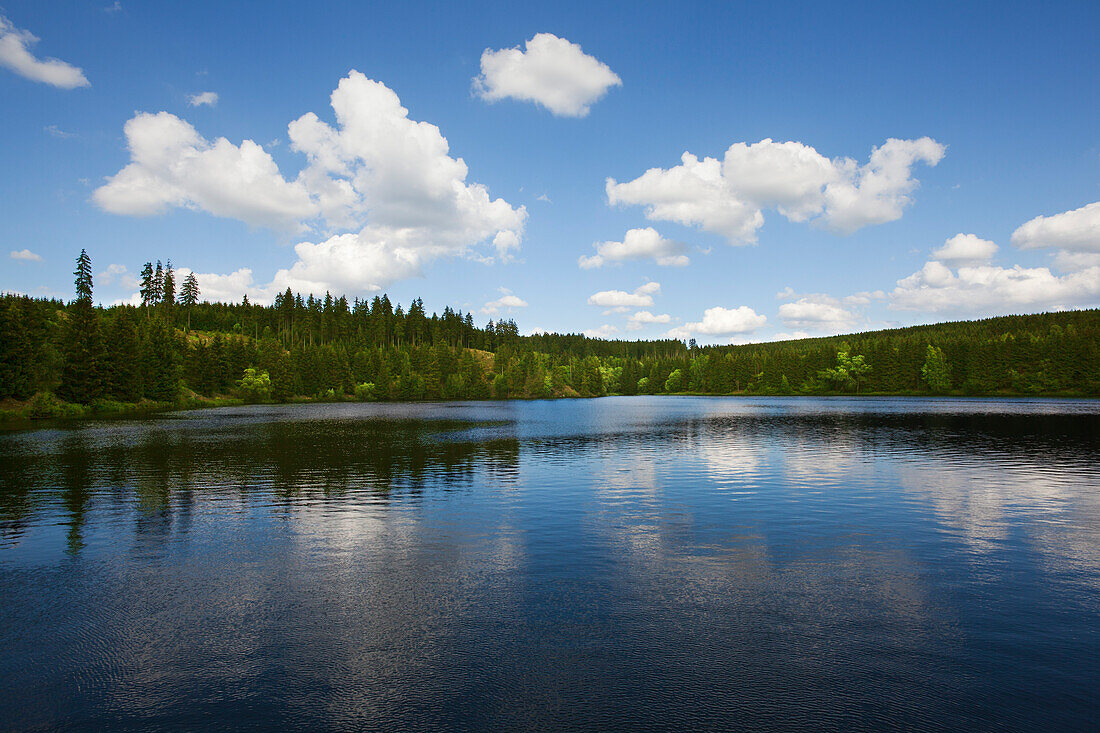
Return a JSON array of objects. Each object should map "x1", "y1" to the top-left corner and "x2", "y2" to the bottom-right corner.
[{"x1": 1, "y1": 250, "x2": 1098, "y2": 419}]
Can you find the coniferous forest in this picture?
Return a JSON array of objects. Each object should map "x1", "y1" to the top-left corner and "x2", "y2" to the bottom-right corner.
[{"x1": 2, "y1": 250, "x2": 1098, "y2": 420}]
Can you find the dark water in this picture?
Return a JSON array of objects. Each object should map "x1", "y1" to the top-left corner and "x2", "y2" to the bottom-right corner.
[{"x1": 1, "y1": 397, "x2": 1099, "y2": 731}]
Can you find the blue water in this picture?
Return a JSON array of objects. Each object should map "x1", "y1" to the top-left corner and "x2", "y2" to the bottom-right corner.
[{"x1": 1, "y1": 397, "x2": 1098, "y2": 730}]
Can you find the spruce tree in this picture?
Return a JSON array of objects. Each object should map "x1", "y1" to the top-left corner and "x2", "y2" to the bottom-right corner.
[
  {"x1": 180, "y1": 272, "x2": 199, "y2": 330},
  {"x1": 152, "y1": 261, "x2": 164, "y2": 305},
  {"x1": 139, "y1": 262, "x2": 155, "y2": 312},
  {"x1": 58, "y1": 249, "x2": 105, "y2": 404},
  {"x1": 162, "y1": 260, "x2": 176, "y2": 309}
]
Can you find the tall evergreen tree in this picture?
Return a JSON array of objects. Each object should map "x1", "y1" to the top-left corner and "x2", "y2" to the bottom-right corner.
[
  {"x1": 152, "y1": 261, "x2": 164, "y2": 305},
  {"x1": 180, "y1": 272, "x2": 200, "y2": 330},
  {"x1": 138, "y1": 262, "x2": 155, "y2": 312},
  {"x1": 162, "y1": 260, "x2": 176, "y2": 309},
  {"x1": 58, "y1": 249, "x2": 104, "y2": 404}
]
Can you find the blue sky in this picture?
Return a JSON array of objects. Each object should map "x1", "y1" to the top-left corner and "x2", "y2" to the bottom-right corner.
[{"x1": 2, "y1": 0, "x2": 1098, "y2": 342}]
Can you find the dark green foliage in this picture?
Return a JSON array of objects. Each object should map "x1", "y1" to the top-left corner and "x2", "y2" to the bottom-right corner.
[
  {"x1": 103, "y1": 311, "x2": 143, "y2": 401},
  {"x1": 3, "y1": 250, "x2": 1099, "y2": 411},
  {"x1": 57, "y1": 250, "x2": 105, "y2": 404},
  {"x1": 0, "y1": 299, "x2": 35, "y2": 399}
]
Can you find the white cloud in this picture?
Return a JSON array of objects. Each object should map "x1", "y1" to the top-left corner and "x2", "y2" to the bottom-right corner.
[
  {"x1": 607, "y1": 137, "x2": 944, "y2": 243},
  {"x1": 98, "y1": 263, "x2": 137, "y2": 289},
  {"x1": 891, "y1": 259, "x2": 1100, "y2": 314},
  {"x1": 667, "y1": 306, "x2": 767, "y2": 339},
  {"x1": 583, "y1": 324, "x2": 620, "y2": 339},
  {"x1": 97, "y1": 71, "x2": 526, "y2": 297},
  {"x1": 931, "y1": 233, "x2": 998, "y2": 264},
  {"x1": 93, "y1": 112, "x2": 317, "y2": 230},
  {"x1": 0, "y1": 15, "x2": 89, "y2": 88},
  {"x1": 578, "y1": 226, "x2": 689, "y2": 269},
  {"x1": 171, "y1": 267, "x2": 255, "y2": 304},
  {"x1": 103, "y1": 2, "x2": 122, "y2": 13},
  {"x1": 188, "y1": 91, "x2": 218, "y2": 107},
  {"x1": 10, "y1": 248, "x2": 41, "y2": 262},
  {"x1": 1011, "y1": 201, "x2": 1100, "y2": 253},
  {"x1": 626, "y1": 310, "x2": 672, "y2": 330},
  {"x1": 778, "y1": 296, "x2": 859, "y2": 333},
  {"x1": 842, "y1": 290, "x2": 885, "y2": 306},
  {"x1": 587, "y1": 281, "x2": 660, "y2": 308},
  {"x1": 772, "y1": 331, "x2": 811, "y2": 342},
  {"x1": 1052, "y1": 251, "x2": 1100, "y2": 273},
  {"x1": 474, "y1": 33, "x2": 621, "y2": 117},
  {"x1": 481, "y1": 289, "x2": 529, "y2": 314}
]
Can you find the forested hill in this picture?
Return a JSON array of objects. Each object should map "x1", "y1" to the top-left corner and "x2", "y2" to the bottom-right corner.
[{"x1": 2, "y1": 253, "x2": 1098, "y2": 418}]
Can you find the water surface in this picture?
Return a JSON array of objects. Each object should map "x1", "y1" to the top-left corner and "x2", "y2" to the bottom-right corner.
[{"x1": 2, "y1": 397, "x2": 1099, "y2": 730}]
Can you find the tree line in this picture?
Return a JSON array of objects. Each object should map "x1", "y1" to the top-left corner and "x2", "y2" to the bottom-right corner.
[{"x1": 1, "y1": 251, "x2": 1097, "y2": 415}]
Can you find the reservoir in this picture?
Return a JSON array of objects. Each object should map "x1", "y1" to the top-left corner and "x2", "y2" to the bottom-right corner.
[{"x1": 2, "y1": 397, "x2": 1098, "y2": 730}]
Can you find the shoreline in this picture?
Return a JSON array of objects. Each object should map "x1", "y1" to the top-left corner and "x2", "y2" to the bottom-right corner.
[{"x1": 3, "y1": 389, "x2": 1096, "y2": 430}]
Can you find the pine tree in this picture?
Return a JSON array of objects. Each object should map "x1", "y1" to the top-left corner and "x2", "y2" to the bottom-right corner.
[
  {"x1": 138, "y1": 262, "x2": 155, "y2": 312},
  {"x1": 58, "y1": 249, "x2": 105, "y2": 404},
  {"x1": 180, "y1": 272, "x2": 199, "y2": 330},
  {"x1": 162, "y1": 260, "x2": 176, "y2": 309},
  {"x1": 152, "y1": 261, "x2": 164, "y2": 305}
]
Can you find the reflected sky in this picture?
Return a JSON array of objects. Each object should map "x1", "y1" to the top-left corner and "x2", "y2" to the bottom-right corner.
[{"x1": 1, "y1": 397, "x2": 1099, "y2": 730}]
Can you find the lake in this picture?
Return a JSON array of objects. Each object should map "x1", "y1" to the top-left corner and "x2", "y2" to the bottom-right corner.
[{"x1": 1, "y1": 397, "x2": 1099, "y2": 730}]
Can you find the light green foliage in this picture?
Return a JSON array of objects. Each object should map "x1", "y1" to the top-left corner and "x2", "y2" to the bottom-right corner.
[
  {"x1": 354, "y1": 382, "x2": 377, "y2": 401},
  {"x1": 819, "y1": 350, "x2": 872, "y2": 392},
  {"x1": 921, "y1": 345, "x2": 951, "y2": 392},
  {"x1": 665, "y1": 368, "x2": 684, "y2": 393},
  {"x1": 237, "y1": 367, "x2": 272, "y2": 403}
]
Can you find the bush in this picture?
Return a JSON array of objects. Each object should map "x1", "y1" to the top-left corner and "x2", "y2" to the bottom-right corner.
[
  {"x1": 664, "y1": 369, "x2": 684, "y2": 393},
  {"x1": 355, "y1": 382, "x2": 377, "y2": 401},
  {"x1": 237, "y1": 367, "x2": 272, "y2": 403}
]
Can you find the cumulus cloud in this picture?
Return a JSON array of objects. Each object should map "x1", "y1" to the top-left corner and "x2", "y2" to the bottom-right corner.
[
  {"x1": 170, "y1": 267, "x2": 255, "y2": 304},
  {"x1": 97, "y1": 71, "x2": 526, "y2": 297},
  {"x1": 891, "y1": 259, "x2": 1100, "y2": 314},
  {"x1": 98, "y1": 263, "x2": 138, "y2": 289},
  {"x1": 10, "y1": 248, "x2": 41, "y2": 261},
  {"x1": 667, "y1": 306, "x2": 767, "y2": 339},
  {"x1": 931, "y1": 233, "x2": 998, "y2": 264},
  {"x1": 772, "y1": 331, "x2": 811, "y2": 342},
  {"x1": 583, "y1": 324, "x2": 620, "y2": 339},
  {"x1": 93, "y1": 111, "x2": 317, "y2": 230},
  {"x1": 778, "y1": 295, "x2": 859, "y2": 333},
  {"x1": 607, "y1": 137, "x2": 944, "y2": 243},
  {"x1": 474, "y1": 33, "x2": 621, "y2": 117},
  {"x1": 1011, "y1": 201, "x2": 1100, "y2": 253},
  {"x1": 0, "y1": 15, "x2": 89, "y2": 88},
  {"x1": 481, "y1": 288, "x2": 529, "y2": 315},
  {"x1": 587, "y1": 281, "x2": 661, "y2": 308},
  {"x1": 842, "y1": 290, "x2": 885, "y2": 306},
  {"x1": 188, "y1": 91, "x2": 218, "y2": 107},
  {"x1": 1052, "y1": 251, "x2": 1100, "y2": 273},
  {"x1": 578, "y1": 226, "x2": 689, "y2": 269},
  {"x1": 626, "y1": 310, "x2": 672, "y2": 330}
]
